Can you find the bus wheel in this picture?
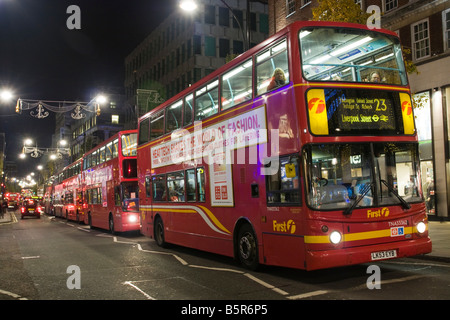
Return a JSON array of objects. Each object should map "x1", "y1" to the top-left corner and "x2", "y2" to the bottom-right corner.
[
  {"x1": 109, "y1": 214, "x2": 116, "y2": 235},
  {"x1": 154, "y1": 216, "x2": 167, "y2": 248},
  {"x1": 237, "y1": 224, "x2": 259, "y2": 270}
]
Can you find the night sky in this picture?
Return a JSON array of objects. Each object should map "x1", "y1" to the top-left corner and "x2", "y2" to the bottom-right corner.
[{"x1": 0, "y1": 0, "x2": 177, "y2": 175}]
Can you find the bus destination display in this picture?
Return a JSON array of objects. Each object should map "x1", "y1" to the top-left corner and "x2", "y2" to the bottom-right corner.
[{"x1": 325, "y1": 88, "x2": 399, "y2": 134}]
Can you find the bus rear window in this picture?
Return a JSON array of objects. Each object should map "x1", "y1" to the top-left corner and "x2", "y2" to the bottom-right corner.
[
  {"x1": 300, "y1": 27, "x2": 407, "y2": 85},
  {"x1": 123, "y1": 159, "x2": 137, "y2": 178}
]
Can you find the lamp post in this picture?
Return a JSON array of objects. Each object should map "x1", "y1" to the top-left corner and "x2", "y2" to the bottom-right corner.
[{"x1": 179, "y1": 0, "x2": 249, "y2": 51}]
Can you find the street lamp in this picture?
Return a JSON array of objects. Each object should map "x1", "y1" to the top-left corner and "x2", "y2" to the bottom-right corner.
[
  {"x1": 179, "y1": 0, "x2": 198, "y2": 11},
  {"x1": 0, "y1": 89, "x2": 13, "y2": 102},
  {"x1": 179, "y1": 0, "x2": 249, "y2": 51}
]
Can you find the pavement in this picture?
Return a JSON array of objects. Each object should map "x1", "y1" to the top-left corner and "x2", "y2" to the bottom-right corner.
[{"x1": 1, "y1": 210, "x2": 449, "y2": 263}]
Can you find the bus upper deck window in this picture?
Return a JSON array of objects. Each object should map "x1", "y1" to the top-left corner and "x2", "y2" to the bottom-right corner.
[
  {"x1": 256, "y1": 39, "x2": 289, "y2": 95},
  {"x1": 299, "y1": 27, "x2": 407, "y2": 85}
]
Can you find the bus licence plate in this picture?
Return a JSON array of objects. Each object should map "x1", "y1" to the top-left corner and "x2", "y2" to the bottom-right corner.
[{"x1": 371, "y1": 250, "x2": 397, "y2": 261}]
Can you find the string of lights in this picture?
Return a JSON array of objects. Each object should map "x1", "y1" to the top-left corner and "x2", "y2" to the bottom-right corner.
[{"x1": 15, "y1": 96, "x2": 105, "y2": 119}]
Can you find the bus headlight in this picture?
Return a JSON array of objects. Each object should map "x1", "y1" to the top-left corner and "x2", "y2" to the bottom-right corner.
[
  {"x1": 330, "y1": 231, "x2": 342, "y2": 244},
  {"x1": 416, "y1": 221, "x2": 426, "y2": 234},
  {"x1": 128, "y1": 215, "x2": 138, "y2": 223}
]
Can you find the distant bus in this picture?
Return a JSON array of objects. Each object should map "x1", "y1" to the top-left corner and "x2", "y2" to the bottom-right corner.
[
  {"x1": 59, "y1": 158, "x2": 85, "y2": 222},
  {"x1": 43, "y1": 185, "x2": 54, "y2": 215},
  {"x1": 52, "y1": 173, "x2": 65, "y2": 218},
  {"x1": 137, "y1": 21, "x2": 431, "y2": 270},
  {"x1": 83, "y1": 130, "x2": 139, "y2": 233},
  {"x1": 5, "y1": 192, "x2": 20, "y2": 209},
  {"x1": 21, "y1": 188, "x2": 33, "y2": 199}
]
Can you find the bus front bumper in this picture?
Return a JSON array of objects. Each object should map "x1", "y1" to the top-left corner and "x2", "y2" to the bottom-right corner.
[{"x1": 305, "y1": 237, "x2": 432, "y2": 271}]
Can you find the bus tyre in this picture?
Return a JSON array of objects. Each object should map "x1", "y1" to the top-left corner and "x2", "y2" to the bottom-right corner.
[
  {"x1": 154, "y1": 216, "x2": 167, "y2": 248},
  {"x1": 237, "y1": 224, "x2": 259, "y2": 270}
]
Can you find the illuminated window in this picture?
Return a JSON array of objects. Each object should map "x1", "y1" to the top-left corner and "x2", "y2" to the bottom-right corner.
[{"x1": 111, "y1": 114, "x2": 119, "y2": 124}]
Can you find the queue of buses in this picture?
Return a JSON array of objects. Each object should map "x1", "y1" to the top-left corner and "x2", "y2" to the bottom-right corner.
[{"x1": 43, "y1": 21, "x2": 431, "y2": 271}]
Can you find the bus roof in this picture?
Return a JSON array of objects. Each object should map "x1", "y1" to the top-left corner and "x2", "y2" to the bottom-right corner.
[{"x1": 83, "y1": 129, "x2": 137, "y2": 157}]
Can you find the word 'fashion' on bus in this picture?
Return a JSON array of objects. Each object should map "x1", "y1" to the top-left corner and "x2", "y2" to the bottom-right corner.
[{"x1": 152, "y1": 110, "x2": 281, "y2": 175}]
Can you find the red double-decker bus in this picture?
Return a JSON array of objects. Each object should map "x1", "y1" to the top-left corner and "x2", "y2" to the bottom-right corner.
[
  {"x1": 52, "y1": 174, "x2": 65, "y2": 218},
  {"x1": 60, "y1": 158, "x2": 85, "y2": 222},
  {"x1": 137, "y1": 21, "x2": 431, "y2": 271},
  {"x1": 83, "y1": 130, "x2": 139, "y2": 233}
]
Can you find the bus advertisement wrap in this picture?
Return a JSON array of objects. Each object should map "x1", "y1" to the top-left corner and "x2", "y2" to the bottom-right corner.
[{"x1": 151, "y1": 106, "x2": 268, "y2": 168}]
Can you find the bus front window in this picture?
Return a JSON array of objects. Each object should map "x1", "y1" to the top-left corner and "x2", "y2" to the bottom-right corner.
[
  {"x1": 300, "y1": 27, "x2": 407, "y2": 85},
  {"x1": 121, "y1": 182, "x2": 139, "y2": 212},
  {"x1": 304, "y1": 143, "x2": 422, "y2": 211},
  {"x1": 122, "y1": 133, "x2": 137, "y2": 157}
]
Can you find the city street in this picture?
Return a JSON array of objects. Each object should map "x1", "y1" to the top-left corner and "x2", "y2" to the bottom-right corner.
[
  {"x1": 1, "y1": 3, "x2": 449, "y2": 318},
  {"x1": 1, "y1": 210, "x2": 449, "y2": 304}
]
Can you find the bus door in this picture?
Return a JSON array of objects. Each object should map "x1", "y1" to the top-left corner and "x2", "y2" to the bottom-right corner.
[
  {"x1": 262, "y1": 154, "x2": 304, "y2": 268},
  {"x1": 141, "y1": 175, "x2": 152, "y2": 236}
]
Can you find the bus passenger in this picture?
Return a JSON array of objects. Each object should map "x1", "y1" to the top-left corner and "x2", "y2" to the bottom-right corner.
[
  {"x1": 267, "y1": 68, "x2": 286, "y2": 91},
  {"x1": 370, "y1": 71, "x2": 381, "y2": 83}
]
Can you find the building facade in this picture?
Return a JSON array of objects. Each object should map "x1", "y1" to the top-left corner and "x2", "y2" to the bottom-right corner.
[{"x1": 124, "y1": 0, "x2": 269, "y2": 128}]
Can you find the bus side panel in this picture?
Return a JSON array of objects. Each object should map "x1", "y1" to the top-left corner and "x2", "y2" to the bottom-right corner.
[
  {"x1": 262, "y1": 233, "x2": 306, "y2": 269},
  {"x1": 159, "y1": 210, "x2": 235, "y2": 258}
]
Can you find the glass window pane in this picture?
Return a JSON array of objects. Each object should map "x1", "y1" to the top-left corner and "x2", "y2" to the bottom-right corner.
[
  {"x1": 205, "y1": 36, "x2": 216, "y2": 57},
  {"x1": 221, "y1": 59, "x2": 253, "y2": 110},
  {"x1": 152, "y1": 175, "x2": 166, "y2": 201},
  {"x1": 256, "y1": 39, "x2": 289, "y2": 95},
  {"x1": 186, "y1": 169, "x2": 196, "y2": 201},
  {"x1": 184, "y1": 94, "x2": 194, "y2": 126},
  {"x1": 195, "y1": 80, "x2": 219, "y2": 120},
  {"x1": 197, "y1": 168, "x2": 206, "y2": 202},
  {"x1": 166, "y1": 100, "x2": 183, "y2": 133},
  {"x1": 138, "y1": 118, "x2": 149, "y2": 145},
  {"x1": 121, "y1": 133, "x2": 137, "y2": 157},
  {"x1": 150, "y1": 110, "x2": 165, "y2": 140},
  {"x1": 167, "y1": 171, "x2": 185, "y2": 202},
  {"x1": 300, "y1": 27, "x2": 407, "y2": 85}
]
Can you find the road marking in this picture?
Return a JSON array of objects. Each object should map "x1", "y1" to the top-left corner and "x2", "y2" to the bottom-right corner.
[
  {"x1": 123, "y1": 281, "x2": 156, "y2": 300},
  {"x1": 244, "y1": 273, "x2": 289, "y2": 296},
  {"x1": 114, "y1": 236, "x2": 290, "y2": 297},
  {"x1": 383, "y1": 260, "x2": 450, "y2": 268},
  {"x1": 77, "y1": 226, "x2": 90, "y2": 232},
  {"x1": 380, "y1": 274, "x2": 424, "y2": 286},
  {"x1": 0, "y1": 289, "x2": 28, "y2": 300},
  {"x1": 58, "y1": 221, "x2": 292, "y2": 300},
  {"x1": 189, "y1": 264, "x2": 245, "y2": 274},
  {"x1": 287, "y1": 290, "x2": 329, "y2": 300},
  {"x1": 21, "y1": 256, "x2": 40, "y2": 260}
]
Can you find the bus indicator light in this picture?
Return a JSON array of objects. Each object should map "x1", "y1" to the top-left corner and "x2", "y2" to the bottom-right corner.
[
  {"x1": 399, "y1": 93, "x2": 415, "y2": 134},
  {"x1": 307, "y1": 89, "x2": 329, "y2": 135}
]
